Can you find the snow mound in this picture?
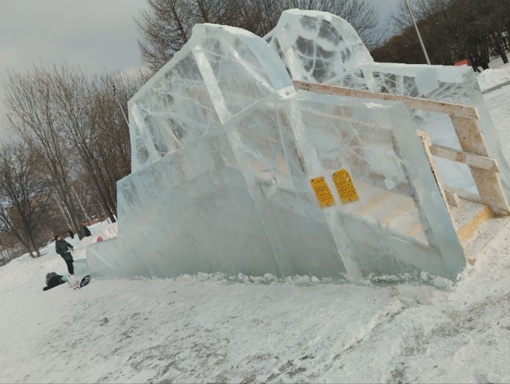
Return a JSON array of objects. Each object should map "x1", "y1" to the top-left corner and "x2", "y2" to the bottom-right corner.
[
  {"x1": 72, "y1": 221, "x2": 118, "y2": 260},
  {"x1": 478, "y1": 65, "x2": 510, "y2": 91}
]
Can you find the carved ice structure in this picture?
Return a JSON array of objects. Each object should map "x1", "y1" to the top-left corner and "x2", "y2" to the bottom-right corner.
[
  {"x1": 266, "y1": 9, "x2": 510, "y2": 203},
  {"x1": 86, "y1": 10, "x2": 508, "y2": 281}
]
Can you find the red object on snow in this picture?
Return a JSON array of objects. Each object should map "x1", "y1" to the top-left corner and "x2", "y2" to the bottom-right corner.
[
  {"x1": 454, "y1": 59, "x2": 469, "y2": 66},
  {"x1": 96, "y1": 236, "x2": 103, "y2": 242}
]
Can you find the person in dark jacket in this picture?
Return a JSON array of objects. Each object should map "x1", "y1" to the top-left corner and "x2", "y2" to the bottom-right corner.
[
  {"x1": 43, "y1": 272, "x2": 79, "y2": 291},
  {"x1": 43, "y1": 272, "x2": 67, "y2": 291},
  {"x1": 55, "y1": 235, "x2": 74, "y2": 274}
]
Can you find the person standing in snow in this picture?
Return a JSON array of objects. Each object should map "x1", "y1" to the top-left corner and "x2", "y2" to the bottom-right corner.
[{"x1": 55, "y1": 235, "x2": 74, "y2": 275}]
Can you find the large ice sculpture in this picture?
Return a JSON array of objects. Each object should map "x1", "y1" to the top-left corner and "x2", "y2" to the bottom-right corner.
[
  {"x1": 266, "y1": 9, "x2": 510, "y2": 204},
  {"x1": 86, "y1": 13, "x2": 481, "y2": 282}
]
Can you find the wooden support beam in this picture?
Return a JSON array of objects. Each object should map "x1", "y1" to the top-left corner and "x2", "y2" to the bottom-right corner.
[
  {"x1": 450, "y1": 115, "x2": 509, "y2": 216},
  {"x1": 293, "y1": 80, "x2": 479, "y2": 120},
  {"x1": 429, "y1": 145, "x2": 500, "y2": 173},
  {"x1": 418, "y1": 132, "x2": 454, "y2": 218}
]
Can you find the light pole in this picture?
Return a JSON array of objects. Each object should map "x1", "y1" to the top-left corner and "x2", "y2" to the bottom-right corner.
[{"x1": 405, "y1": 0, "x2": 431, "y2": 65}]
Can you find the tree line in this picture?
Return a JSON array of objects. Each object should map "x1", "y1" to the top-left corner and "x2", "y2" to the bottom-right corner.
[
  {"x1": 0, "y1": 66, "x2": 148, "y2": 257},
  {"x1": 0, "y1": 0, "x2": 381, "y2": 258},
  {"x1": 372, "y1": 0, "x2": 510, "y2": 70},
  {"x1": 136, "y1": 0, "x2": 382, "y2": 73}
]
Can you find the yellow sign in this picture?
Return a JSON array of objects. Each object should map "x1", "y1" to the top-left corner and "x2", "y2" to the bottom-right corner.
[
  {"x1": 311, "y1": 176, "x2": 336, "y2": 208},
  {"x1": 332, "y1": 169, "x2": 359, "y2": 203}
]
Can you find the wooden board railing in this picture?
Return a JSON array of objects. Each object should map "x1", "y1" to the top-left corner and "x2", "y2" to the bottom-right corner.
[
  {"x1": 293, "y1": 80, "x2": 479, "y2": 119},
  {"x1": 293, "y1": 80, "x2": 510, "y2": 217}
]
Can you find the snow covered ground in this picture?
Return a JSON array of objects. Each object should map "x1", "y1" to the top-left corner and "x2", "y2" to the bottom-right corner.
[
  {"x1": 478, "y1": 62, "x2": 510, "y2": 93},
  {"x1": 2, "y1": 65, "x2": 510, "y2": 383}
]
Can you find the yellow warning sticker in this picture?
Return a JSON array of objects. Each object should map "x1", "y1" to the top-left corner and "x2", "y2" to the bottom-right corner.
[
  {"x1": 310, "y1": 176, "x2": 336, "y2": 208},
  {"x1": 332, "y1": 169, "x2": 359, "y2": 203}
]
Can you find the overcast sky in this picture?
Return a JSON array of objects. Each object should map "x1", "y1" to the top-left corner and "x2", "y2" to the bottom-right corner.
[
  {"x1": 0, "y1": 0, "x2": 147, "y2": 139},
  {"x1": 0, "y1": 0, "x2": 400, "y2": 140}
]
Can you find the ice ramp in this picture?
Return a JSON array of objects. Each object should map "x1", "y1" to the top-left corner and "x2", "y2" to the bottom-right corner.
[{"x1": 86, "y1": 12, "x2": 510, "y2": 282}]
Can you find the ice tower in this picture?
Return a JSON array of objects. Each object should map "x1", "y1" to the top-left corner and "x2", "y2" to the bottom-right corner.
[{"x1": 86, "y1": 10, "x2": 510, "y2": 282}]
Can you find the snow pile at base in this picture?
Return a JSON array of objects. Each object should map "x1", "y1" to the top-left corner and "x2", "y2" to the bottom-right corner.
[{"x1": 477, "y1": 64, "x2": 510, "y2": 91}]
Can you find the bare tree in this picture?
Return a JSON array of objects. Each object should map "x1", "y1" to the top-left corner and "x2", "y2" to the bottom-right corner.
[
  {"x1": 382, "y1": 0, "x2": 510, "y2": 67},
  {"x1": 235, "y1": 0, "x2": 380, "y2": 46},
  {"x1": 0, "y1": 141, "x2": 50, "y2": 257},
  {"x1": 4, "y1": 65, "x2": 85, "y2": 238},
  {"x1": 48, "y1": 65, "x2": 118, "y2": 225},
  {"x1": 53, "y1": 69, "x2": 142, "y2": 223},
  {"x1": 89, "y1": 72, "x2": 144, "y2": 202},
  {"x1": 136, "y1": 0, "x2": 239, "y2": 72},
  {"x1": 4, "y1": 64, "x2": 144, "y2": 234},
  {"x1": 136, "y1": 0, "x2": 381, "y2": 72}
]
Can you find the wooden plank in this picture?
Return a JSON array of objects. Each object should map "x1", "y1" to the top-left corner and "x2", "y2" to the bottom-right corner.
[
  {"x1": 418, "y1": 132, "x2": 454, "y2": 219},
  {"x1": 293, "y1": 80, "x2": 509, "y2": 216},
  {"x1": 429, "y1": 145, "x2": 500, "y2": 172},
  {"x1": 450, "y1": 115, "x2": 510, "y2": 216},
  {"x1": 450, "y1": 115, "x2": 489, "y2": 155},
  {"x1": 293, "y1": 80, "x2": 479, "y2": 119}
]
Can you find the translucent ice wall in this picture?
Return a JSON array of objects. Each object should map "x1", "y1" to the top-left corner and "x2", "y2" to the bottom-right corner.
[
  {"x1": 265, "y1": 9, "x2": 373, "y2": 84},
  {"x1": 87, "y1": 20, "x2": 466, "y2": 282},
  {"x1": 266, "y1": 9, "x2": 510, "y2": 202}
]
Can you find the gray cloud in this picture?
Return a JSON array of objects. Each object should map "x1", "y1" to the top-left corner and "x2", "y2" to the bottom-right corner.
[{"x1": 0, "y1": 0, "x2": 147, "y2": 73}]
